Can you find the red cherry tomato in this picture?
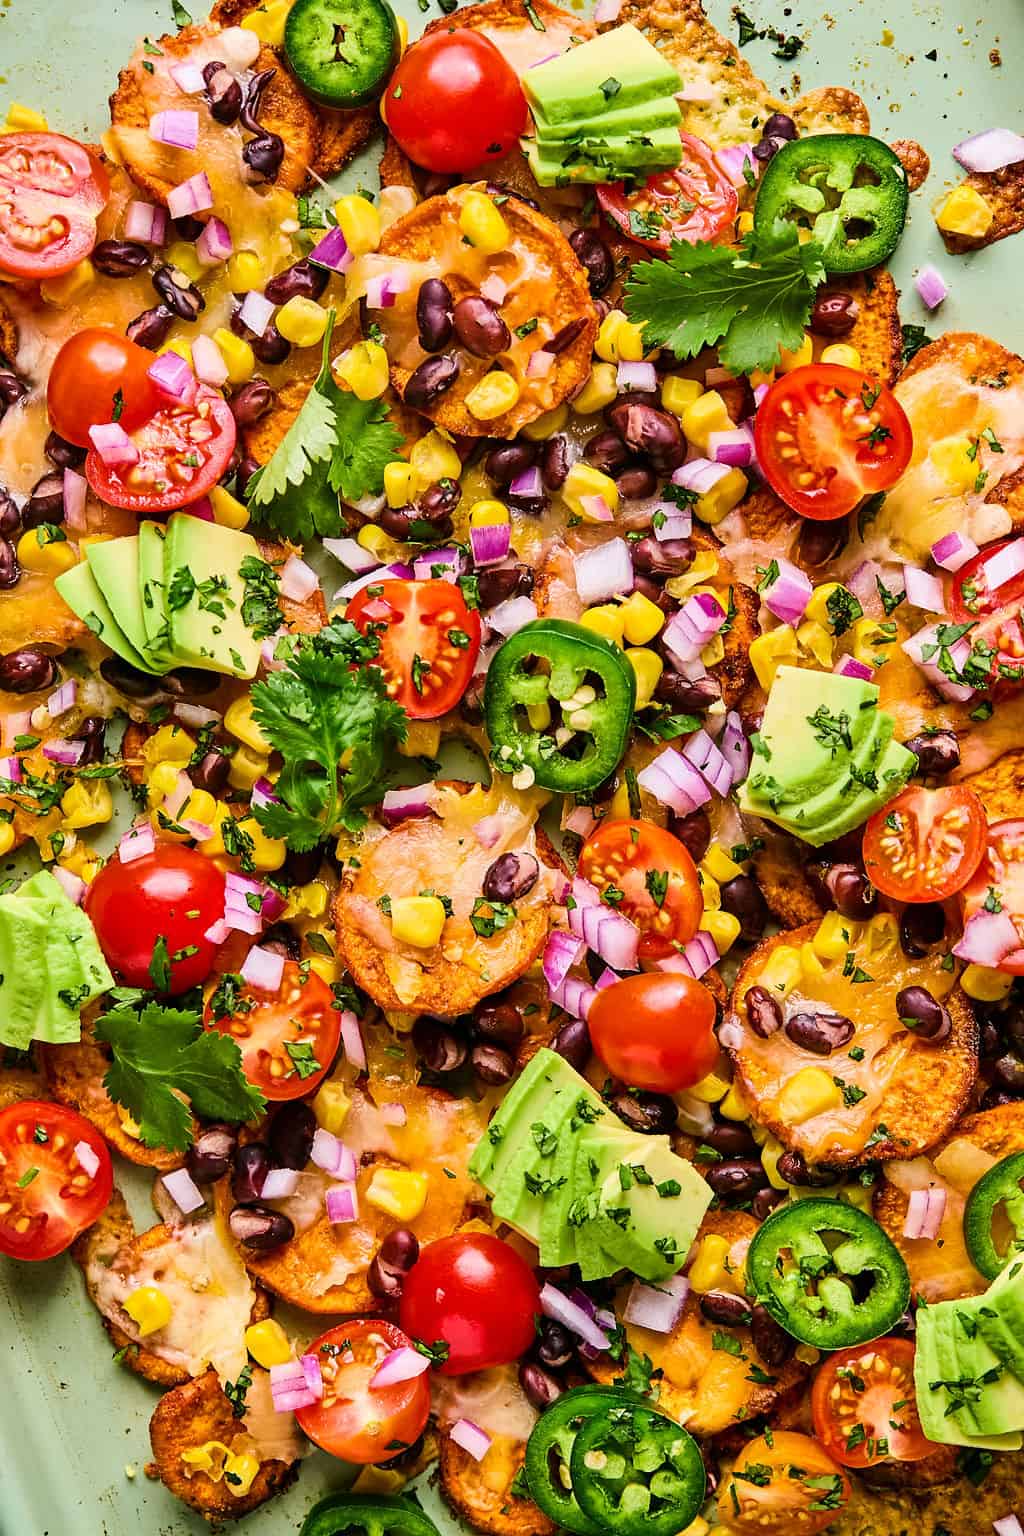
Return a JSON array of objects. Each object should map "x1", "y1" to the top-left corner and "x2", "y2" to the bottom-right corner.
[
  {"x1": 811, "y1": 1338, "x2": 933, "y2": 1467},
  {"x1": 579, "y1": 818, "x2": 703, "y2": 960},
  {"x1": 47, "y1": 329, "x2": 160, "y2": 448},
  {"x1": 204, "y1": 961, "x2": 340, "y2": 1100},
  {"x1": 0, "y1": 132, "x2": 108, "y2": 279},
  {"x1": 85, "y1": 845, "x2": 226, "y2": 994},
  {"x1": 597, "y1": 134, "x2": 738, "y2": 252},
  {"x1": 961, "y1": 818, "x2": 1024, "y2": 973},
  {"x1": 85, "y1": 385, "x2": 236, "y2": 512},
  {"x1": 385, "y1": 31, "x2": 527, "y2": 174},
  {"x1": 588, "y1": 971, "x2": 719, "y2": 1093},
  {"x1": 948, "y1": 537, "x2": 1024, "y2": 693},
  {"x1": 0, "y1": 1101, "x2": 112, "y2": 1260},
  {"x1": 719, "y1": 1432, "x2": 851, "y2": 1535},
  {"x1": 950, "y1": 537, "x2": 1024, "y2": 623},
  {"x1": 346, "y1": 578, "x2": 481, "y2": 719},
  {"x1": 399, "y1": 1233, "x2": 540, "y2": 1375},
  {"x1": 295, "y1": 1320, "x2": 431, "y2": 1464},
  {"x1": 754, "y1": 364, "x2": 913, "y2": 521},
  {"x1": 862, "y1": 784, "x2": 987, "y2": 903}
]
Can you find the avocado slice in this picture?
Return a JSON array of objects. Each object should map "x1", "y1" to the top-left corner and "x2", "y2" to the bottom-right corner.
[
  {"x1": 533, "y1": 93, "x2": 681, "y2": 143},
  {"x1": 0, "y1": 903, "x2": 50, "y2": 1050},
  {"x1": 523, "y1": 24, "x2": 681, "y2": 125},
  {"x1": 491, "y1": 1086, "x2": 580, "y2": 1241},
  {"x1": 914, "y1": 1303, "x2": 1023, "y2": 1449},
  {"x1": 594, "y1": 1136, "x2": 712, "y2": 1283},
  {"x1": 538, "y1": 1088, "x2": 610, "y2": 1267},
  {"x1": 54, "y1": 562, "x2": 164, "y2": 675},
  {"x1": 949, "y1": 1306, "x2": 1024, "y2": 1436},
  {"x1": 525, "y1": 126, "x2": 683, "y2": 186},
  {"x1": 742, "y1": 666, "x2": 882, "y2": 807},
  {"x1": 0, "y1": 872, "x2": 114, "y2": 1049},
  {"x1": 468, "y1": 1047, "x2": 582, "y2": 1187},
  {"x1": 977, "y1": 1256, "x2": 1024, "y2": 1378},
  {"x1": 162, "y1": 514, "x2": 264, "y2": 678},
  {"x1": 138, "y1": 520, "x2": 175, "y2": 665},
  {"x1": 574, "y1": 1125, "x2": 654, "y2": 1281},
  {"x1": 84, "y1": 536, "x2": 152, "y2": 663}
]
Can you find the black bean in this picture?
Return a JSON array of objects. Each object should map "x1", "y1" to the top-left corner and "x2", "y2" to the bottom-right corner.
[
  {"x1": 413, "y1": 1017, "x2": 468, "y2": 1073},
  {"x1": 776, "y1": 1149, "x2": 835, "y2": 1187},
  {"x1": 189, "y1": 748, "x2": 229, "y2": 796},
  {"x1": 367, "y1": 1254, "x2": 405, "y2": 1298},
  {"x1": 519, "y1": 1362, "x2": 562, "y2": 1410},
  {"x1": 483, "y1": 851, "x2": 539, "y2": 903},
  {"x1": 152, "y1": 264, "x2": 205, "y2": 322},
  {"x1": 982, "y1": 1086, "x2": 1024, "y2": 1110},
  {"x1": 92, "y1": 239, "x2": 150, "y2": 278},
  {"x1": 166, "y1": 667, "x2": 221, "y2": 697},
  {"x1": 704, "y1": 1159, "x2": 767, "y2": 1199},
  {"x1": 785, "y1": 1010, "x2": 856, "y2": 1055},
  {"x1": 232, "y1": 1143, "x2": 271, "y2": 1203},
  {"x1": 127, "y1": 304, "x2": 175, "y2": 350},
  {"x1": 251, "y1": 322, "x2": 292, "y2": 366},
  {"x1": 283, "y1": 847, "x2": 322, "y2": 887},
  {"x1": 0, "y1": 492, "x2": 20, "y2": 536},
  {"x1": 763, "y1": 112, "x2": 799, "y2": 141},
  {"x1": 415, "y1": 278, "x2": 454, "y2": 353},
  {"x1": 0, "y1": 647, "x2": 59, "y2": 694},
  {"x1": 981, "y1": 1019, "x2": 1005, "y2": 1060},
  {"x1": 244, "y1": 130, "x2": 285, "y2": 179},
  {"x1": 0, "y1": 538, "x2": 19, "y2": 592},
  {"x1": 752, "y1": 1187, "x2": 787, "y2": 1221},
  {"x1": 23, "y1": 471, "x2": 65, "y2": 529},
  {"x1": 668, "y1": 807, "x2": 711, "y2": 864},
  {"x1": 229, "y1": 377, "x2": 277, "y2": 427},
  {"x1": 536, "y1": 1318, "x2": 574, "y2": 1369},
  {"x1": 269, "y1": 1101, "x2": 317, "y2": 1169},
  {"x1": 229, "y1": 1203, "x2": 294, "y2": 1250},
  {"x1": 453, "y1": 296, "x2": 510, "y2": 358},
  {"x1": 186, "y1": 1123, "x2": 237, "y2": 1185},
  {"x1": 750, "y1": 1303, "x2": 795, "y2": 1367},
  {"x1": 380, "y1": 1227, "x2": 420, "y2": 1273},
  {"x1": 76, "y1": 716, "x2": 107, "y2": 766},
  {"x1": 744, "y1": 985, "x2": 783, "y2": 1038},
  {"x1": 808, "y1": 862, "x2": 876, "y2": 921},
  {"x1": 631, "y1": 535, "x2": 694, "y2": 578},
  {"x1": 995, "y1": 1054, "x2": 1024, "y2": 1092},
  {"x1": 405, "y1": 354, "x2": 460, "y2": 409},
  {"x1": 585, "y1": 430, "x2": 630, "y2": 475},
  {"x1": 97, "y1": 655, "x2": 168, "y2": 701},
  {"x1": 44, "y1": 430, "x2": 86, "y2": 471},
  {"x1": 420, "y1": 478, "x2": 462, "y2": 520},
  {"x1": 485, "y1": 440, "x2": 536, "y2": 486},
  {"x1": 810, "y1": 291, "x2": 860, "y2": 337},
  {"x1": 616, "y1": 465, "x2": 658, "y2": 501},
  {"x1": 546, "y1": 317, "x2": 588, "y2": 355},
  {"x1": 798, "y1": 514, "x2": 849, "y2": 568},
  {"x1": 540, "y1": 434, "x2": 570, "y2": 492},
  {"x1": 235, "y1": 455, "x2": 260, "y2": 499},
  {"x1": 700, "y1": 1290, "x2": 752, "y2": 1326},
  {"x1": 654, "y1": 671, "x2": 721, "y2": 713},
  {"x1": 611, "y1": 1090, "x2": 678, "y2": 1135},
  {"x1": 505, "y1": 483, "x2": 547, "y2": 517},
  {"x1": 606, "y1": 401, "x2": 686, "y2": 472},
  {"x1": 704, "y1": 1121, "x2": 759, "y2": 1158},
  {"x1": 753, "y1": 135, "x2": 787, "y2": 164},
  {"x1": 568, "y1": 229, "x2": 614, "y2": 297},
  {"x1": 720, "y1": 875, "x2": 769, "y2": 944},
  {"x1": 473, "y1": 1002, "x2": 524, "y2": 1046},
  {"x1": 896, "y1": 984, "x2": 952, "y2": 1043},
  {"x1": 0, "y1": 371, "x2": 26, "y2": 417},
  {"x1": 904, "y1": 729, "x2": 961, "y2": 777},
  {"x1": 472, "y1": 1042, "x2": 515, "y2": 1085},
  {"x1": 173, "y1": 214, "x2": 205, "y2": 241},
  {"x1": 477, "y1": 562, "x2": 533, "y2": 608},
  {"x1": 551, "y1": 1017, "x2": 591, "y2": 1072},
  {"x1": 264, "y1": 258, "x2": 329, "y2": 305},
  {"x1": 203, "y1": 60, "x2": 243, "y2": 124}
]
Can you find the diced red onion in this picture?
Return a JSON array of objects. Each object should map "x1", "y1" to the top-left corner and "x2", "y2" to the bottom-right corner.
[
  {"x1": 715, "y1": 142, "x2": 758, "y2": 187},
  {"x1": 270, "y1": 1361, "x2": 305, "y2": 1387},
  {"x1": 204, "y1": 918, "x2": 231, "y2": 945},
  {"x1": 541, "y1": 1283, "x2": 612, "y2": 1351},
  {"x1": 903, "y1": 623, "x2": 974, "y2": 704},
  {"x1": 63, "y1": 468, "x2": 88, "y2": 531},
  {"x1": 846, "y1": 559, "x2": 882, "y2": 609},
  {"x1": 149, "y1": 109, "x2": 199, "y2": 150},
  {"x1": 717, "y1": 710, "x2": 750, "y2": 785},
  {"x1": 147, "y1": 349, "x2": 196, "y2": 405},
  {"x1": 88, "y1": 422, "x2": 139, "y2": 467},
  {"x1": 279, "y1": 554, "x2": 319, "y2": 602},
  {"x1": 542, "y1": 929, "x2": 585, "y2": 993},
  {"x1": 479, "y1": 273, "x2": 507, "y2": 304},
  {"x1": 954, "y1": 910, "x2": 1022, "y2": 965},
  {"x1": 470, "y1": 522, "x2": 512, "y2": 568},
  {"x1": 336, "y1": 561, "x2": 414, "y2": 603},
  {"x1": 579, "y1": 493, "x2": 614, "y2": 524},
  {"x1": 903, "y1": 1185, "x2": 946, "y2": 1241},
  {"x1": 196, "y1": 216, "x2": 233, "y2": 266},
  {"x1": 653, "y1": 502, "x2": 692, "y2": 541},
  {"x1": 169, "y1": 60, "x2": 206, "y2": 93},
  {"x1": 993, "y1": 1516, "x2": 1024, "y2": 1536},
  {"x1": 679, "y1": 929, "x2": 719, "y2": 979},
  {"x1": 571, "y1": 875, "x2": 601, "y2": 908},
  {"x1": 593, "y1": 0, "x2": 622, "y2": 19},
  {"x1": 379, "y1": 1102, "x2": 407, "y2": 1127},
  {"x1": 450, "y1": 1418, "x2": 493, "y2": 1461},
  {"x1": 188, "y1": 495, "x2": 214, "y2": 522},
  {"x1": 74, "y1": 1139, "x2": 101, "y2": 1178},
  {"x1": 637, "y1": 746, "x2": 712, "y2": 816},
  {"x1": 299, "y1": 1352, "x2": 324, "y2": 1400},
  {"x1": 0, "y1": 754, "x2": 22, "y2": 784},
  {"x1": 219, "y1": 25, "x2": 262, "y2": 68},
  {"x1": 561, "y1": 802, "x2": 598, "y2": 838},
  {"x1": 161, "y1": 769, "x2": 193, "y2": 820},
  {"x1": 323, "y1": 537, "x2": 381, "y2": 575},
  {"x1": 309, "y1": 225, "x2": 352, "y2": 274},
  {"x1": 574, "y1": 537, "x2": 633, "y2": 605},
  {"x1": 325, "y1": 1183, "x2": 358, "y2": 1223},
  {"x1": 673, "y1": 457, "x2": 731, "y2": 496},
  {"x1": 568, "y1": 896, "x2": 640, "y2": 972},
  {"x1": 161, "y1": 1166, "x2": 206, "y2": 1215},
  {"x1": 594, "y1": 966, "x2": 618, "y2": 990},
  {"x1": 371, "y1": 1346, "x2": 432, "y2": 1389},
  {"x1": 339, "y1": 1008, "x2": 366, "y2": 1072},
  {"x1": 46, "y1": 679, "x2": 77, "y2": 718},
  {"x1": 549, "y1": 974, "x2": 597, "y2": 1020},
  {"x1": 488, "y1": 595, "x2": 538, "y2": 634},
  {"x1": 663, "y1": 590, "x2": 726, "y2": 665},
  {"x1": 240, "y1": 944, "x2": 285, "y2": 992},
  {"x1": 185, "y1": 334, "x2": 227, "y2": 390},
  {"x1": 167, "y1": 170, "x2": 213, "y2": 219},
  {"x1": 509, "y1": 466, "x2": 543, "y2": 500},
  {"x1": 953, "y1": 127, "x2": 1024, "y2": 173},
  {"x1": 752, "y1": 382, "x2": 770, "y2": 409},
  {"x1": 527, "y1": 349, "x2": 555, "y2": 379},
  {"x1": 42, "y1": 737, "x2": 86, "y2": 767},
  {"x1": 682, "y1": 727, "x2": 733, "y2": 797},
  {"x1": 224, "y1": 905, "x2": 263, "y2": 936},
  {"x1": 51, "y1": 865, "x2": 85, "y2": 905},
  {"x1": 931, "y1": 531, "x2": 978, "y2": 572},
  {"x1": 761, "y1": 558, "x2": 812, "y2": 626},
  {"x1": 616, "y1": 360, "x2": 657, "y2": 393},
  {"x1": 125, "y1": 199, "x2": 168, "y2": 245},
  {"x1": 118, "y1": 822, "x2": 155, "y2": 864},
  {"x1": 624, "y1": 1273, "x2": 690, "y2": 1333},
  {"x1": 983, "y1": 540, "x2": 1024, "y2": 594},
  {"x1": 181, "y1": 818, "x2": 211, "y2": 840},
  {"x1": 472, "y1": 813, "x2": 504, "y2": 849},
  {"x1": 238, "y1": 289, "x2": 275, "y2": 339},
  {"x1": 364, "y1": 271, "x2": 411, "y2": 309},
  {"x1": 260, "y1": 1167, "x2": 300, "y2": 1201},
  {"x1": 834, "y1": 655, "x2": 874, "y2": 682},
  {"x1": 381, "y1": 785, "x2": 436, "y2": 824},
  {"x1": 708, "y1": 425, "x2": 755, "y2": 468},
  {"x1": 270, "y1": 1360, "x2": 316, "y2": 1412},
  {"x1": 902, "y1": 563, "x2": 945, "y2": 614},
  {"x1": 914, "y1": 264, "x2": 948, "y2": 310},
  {"x1": 311, "y1": 1128, "x2": 354, "y2": 1180},
  {"x1": 412, "y1": 546, "x2": 462, "y2": 583}
]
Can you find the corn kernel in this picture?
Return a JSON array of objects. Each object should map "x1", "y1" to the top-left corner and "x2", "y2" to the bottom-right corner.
[
  {"x1": 813, "y1": 911, "x2": 858, "y2": 961},
  {"x1": 395, "y1": 13, "x2": 408, "y2": 51},
  {"x1": 275, "y1": 295, "x2": 328, "y2": 347},
  {"x1": 213, "y1": 327, "x2": 256, "y2": 386},
  {"x1": 17, "y1": 527, "x2": 77, "y2": 576},
  {"x1": 756, "y1": 943, "x2": 803, "y2": 998},
  {"x1": 805, "y1": 582, "x2": 844, "y2": 628},
  {"x1": 521, "y1": 403, "x2": 569, "y2": 442},
  {"x1": 5, "y1": 102, "x2": 48, "y2": 131},
  {"x1": 352, "y1": 1467, "x2": 408, "y2": 1496},
  {"x1": 961, "y1": 963, "x2": 1015, "y2": 1002},
  {"x1": 464, "y1": 371, "x2": 520, "y2": 421},
  {"x1": 283, "y1": 881, "x2": 329, "y2": 921},
  {"x1": 777, "y1": 1067, "x2": 842, "y2": 1123},
  {"x1": 660, "y1": 376, "x2": 703, "y2": 417},
  {"x1": 703, "y1": 908, "x2": 741, "y2": 954},
  {"x1": 929, "y1": 436, "x2": 980, "y2": 493},
  {"x1": 159, "y1": 338, "x2": 194, "y2": 371},
  {"x1": 821, "y1": 343, "x2": 862, "y2": 368},
  {"x1": 717, "y1": 1081, "x2": 749, "y2": 1121},
  {"x1": 226, "y1": 251, "x2": 263, "y2": 292},
  {"x1": 469, "y1": 499, "x2": 509, "y2": 529},
  {"x1": 682, "y1": 390, "x2": 731, "y2": 453},
  {"x1": 761, "y1": 1136, "x2": 791, "y2": 1190},
  {"x1": 580, "y1": 605, "x2": 625, "y2": 646},
  {"x1": 749, "y1": 625, "x2": 799, "y2": 690},
  {"x1": 336, "y1": 340, "x2": 390, "y2": 401},
  {"x1": 209, "y1": 484, "x2": 250, "y2": 530},
  {"x1": 797, "y1": 618, "x2": 835, "y2": 669},
  {"x1": 619, "y1": 589, "x2": 664, "y2": 645},
  {"x1": 384, "y1": 460, "x2": 417, "y2": 509},
  {"x1": 166, "y1": 240, "x2": 204, "y2": 284},
  {"x1": 778, "y1": 332, "x2": 813, "y2": 373},
  {"x1": 701, "y1": 633, "x2": 725, "y2": 668},
  {"x1": 562, "y1": 462, "x2": 620, "y2": 519},
  {"x1": 239, "y1": 814, "x2": 286, "y2": 872},
  {"x1": 241, "y1": 0, "x2": 291, "y2": 44},
  {"x1": 227, "y1": 746, "x2": 271, "y2": 793},
  {"x1": 245, "y1": 1319, "x2": 292, "y2": 1368},
  {"x1": 850, "y1": 614, "x2": 896, "y2": 671},
  {"x1": 696, "y1": 466, "x2": 747, "y2": 525},
  {"x1": 626, "y1": 647, "x2": 662, "y2": 708},
  {"x1": 59, "y1": 839, "x2": 100, "y2": 882},
  {"x1": 681, "y1": 1518, "x2": 710, "y2": 1536},
  {"x1": 935, "y1": 183, "x2": 993, "y2": 238},
  {"x1": 181, "y1": 1442, "x2": 231, "y2": 1478},
  {"x1": 688, "y1": 1234, "x2": 733, "y2": 1294},
  {"x1": 701, "y1": 844, "x2": 742, "y2": 885},
  {"x1": 391, "y1": 894, "x2": 447, "y2": 948},
  {"x1": 595, "y1": 309, "x2": 645, "y2": 363},
  {"x1": 409, "y1": 429, "x2": 463, "y2": 486},
  {"x1": 607, "y1": 778, "x2": 635, "y2": 820},
  {"x1": 357, "y1": 523, "x2": 405, "y2": 561},
  {"x1": 0, "y1": 821, "x2": 14, "y2": 858},
  {"x1": 527, "y1": 699, "x2": 552, "y2": 730},
  {"x1": 124, "y1": 1284, "x2": 172, "y2": 1337},
  {"x1": 458, "y1": 190, "x2": 508, "y2": 255},
  {"x1": 699, "y1": 870, "x2": 721, "y2": 912},
  {"x1": 309, "y1": 952, "x2": 342, "y2": 984},
  {"x1": 573, "y1": 362, "x2": 618, "y2": 415},
  {"x1": 312, "y1": 1080, "x2": 352, "y2": 1135},
  {"x1": 665, "y1": 552, "x2": 719, "y2": 602},
  {"x1": 146, "y1": 757, "x2": 182, "y2": 799},
  {"x1": 398, "y1": 719, "x2": 442, "y2": 758},
  {"x1": 689, "y1": 1070, "x2": 730, "y2": 1104},
  {"x1": 224, "y1": 694, "x2": 271, "y2": 754},
  {"x1": 61, "y1": 779, "x2": 113, "y2": 829},
  {"x1": 366, "y1": 1168, "x2": 429, "y2": 1222},
  {"x1": 737, "y1": 210, "x2": 755, "y2": 236},
  {"x1": 40, "y1": 258, "x2": 96, "y2": 306},
  {"x1": 799, "y1": 941, "x2": 827, "y2": 984},
  {"x1": 224, "y1": 1453, "x2": 260, "y2": 1498}
]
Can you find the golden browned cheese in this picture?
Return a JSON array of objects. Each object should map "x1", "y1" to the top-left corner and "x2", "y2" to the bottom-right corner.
[{"x1": 891, "y1": 138, "x2": 932, "y2": 192}]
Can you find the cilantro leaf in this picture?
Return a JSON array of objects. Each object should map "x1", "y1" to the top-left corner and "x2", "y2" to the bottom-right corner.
[
  {"x1": 623, "y1": 226, "x2": 826, "y2": 375},
  {"x1": 328, "y1": 394, "x2": 404, "y2": 505}
]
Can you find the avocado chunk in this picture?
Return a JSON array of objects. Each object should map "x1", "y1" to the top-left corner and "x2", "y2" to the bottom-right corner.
[
  {"x1": 138, "y1": 519, "x2": 174, "y2": 665},
  {"x1": 469, "y1": 1047, "x2": 582, "y2": 1187},
  {"x1": 977, "y1": 1256, "x2": 1024, "y2": 1378},
  {"x1": 162, "y1": 514, "x2": 264, "y2": 678},
  {"x1": 532, "y1": 93, "x2": 681, "y2": 143},
  {"x1": 950, "y1": 1308, "x2": 1024, "y2": 1436},
  {"x1": 524, "y1": 25, "x2": 681, "y2": 125},
  {"x1": 0, "y1": 871, "x2": 113, "y2": 1049},
  {"x1": 538, "y1": 1088, "x2": 610, "y2": 1267},
  {"x1": 492, "y1": 1086, "x2": 581, "y2": 1240},
  {"x1": 85, "y1": 536, "x2": 152, "y2": 664},
  {"x1": 914, "y1": 1303, "x2": 1023, "y2": 1449},
  {"x1": 525, "y1": 126, "x2": 683, "y2": 187},
  {"x1": 55, "y1": 561, "x2": 163, "y2": 675},
  {"x1": 573, "y1": 1125, "x2": 654, "y2": 1281},
  {"x1": 593, "y1": 1136, "x2": 711, "y2": 1282}
]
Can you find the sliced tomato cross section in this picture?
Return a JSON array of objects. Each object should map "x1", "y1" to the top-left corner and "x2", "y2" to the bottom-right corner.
[
  {"x1": 862, "y1": 784, "x2": 987, "y2": 903},
  {"x1": 811, "y1": 1338, "x2": 933, "y2": 1467},
  {"x1": 0, "y1": 132, "x2": 108, "y2": 279},
  {"x1": 204, "y1": 961, "x2": 340, "y2": 1100},
  {"x1": 579, "y1": 818, "x2": 702, "y2": 959},
  {"x1": 0, "y1": 1101, "x2": 113, "y2": 1261},
  {"x1": 346, "y1": 577, "x2": 481, "y2": 719},
  {"x1": 295, "y1": 1320, "x2": 432, "y2": 1463},
  {"x1": 718, "y1": 1430, "x2": 851, "y2": 1535},
  {"x1": 597, "y1": 134, "x2": 738, "y2": 252},
  {"x1": 961, "y1": 818, "x2": 1024, "y2": 973},
  {"x1": 85, "y1": 385, "x2": 237, "y2": 512}
]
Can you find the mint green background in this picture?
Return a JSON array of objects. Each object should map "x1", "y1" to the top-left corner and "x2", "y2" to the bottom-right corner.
[{"x1": 1, "y1": 1, "x2": 1022, "y2": 1531}]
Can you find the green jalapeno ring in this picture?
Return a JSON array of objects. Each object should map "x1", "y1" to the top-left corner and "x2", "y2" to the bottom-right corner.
[
  {"x1": 753, "y1": 133, "x2": 909, "y2": 274},
  {"x1": 299, "y1": 1492, "x2": 442, "y2": 1536},
  {"x1": 963, "y1": 1150, "x2": 1024, "y2": 1281},
  {"x1": 745, "y1": 1197, "x2": 910, "y2": 1350},
  {"x1": 524, "y1": 1384, "x2": 650, "y2": 1534},
  {"x1": 569, "y1": 1400, "x2": 706, "y2": 1536}
]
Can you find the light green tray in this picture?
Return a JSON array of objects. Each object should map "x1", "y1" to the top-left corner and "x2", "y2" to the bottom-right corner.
[{"x1": 1, "y1": 0, "x2": 1022, "y2": 1530}]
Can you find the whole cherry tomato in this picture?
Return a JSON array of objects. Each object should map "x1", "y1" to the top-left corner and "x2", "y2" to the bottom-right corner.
[
  {"x1": 400, "y1": 1232, "x2": 540, "y2": 1375},
  {"x1": 385, "y1": 31, "x2": 527, "y2": 174},
  {"x1": 47, "y1": 329, "x2": 159, "y2": 447},
  {"x1": 587, "y1": 971, "x2": 719, "y2": 1093},
  {"x1": 85, "y1": 845, "x2": 226, "y2": 994}
]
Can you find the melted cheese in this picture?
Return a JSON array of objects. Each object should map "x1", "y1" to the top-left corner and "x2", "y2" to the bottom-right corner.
[
  {"x1": 883, "y1": 1142, "x2": 996, "y2": 1301},
  {"x1": 433, "y1": 1363, "x2": 539, "y2": 1442},
  {"x1": 479, "y1": 19, "x2": 582, "y2": 76},
  {"x1": 239, "y1": 1368, "x2": 309, "y2": 1465}
]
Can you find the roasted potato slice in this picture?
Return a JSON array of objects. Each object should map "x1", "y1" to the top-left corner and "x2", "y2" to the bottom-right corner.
[
  {"x1": 0, "y1": 1064, "x2": 47, "y2": 1110},
  {"x1": 752, "y1": 833, "x2": 829, "y2": 930},
  {"x1": 937, "y1": 165, "x2": 1024, "y2": 255},
  {"x1": 959, "y1": 747, "x2": 1024, "y2": 822},
  {"x1": 440, "y1": 1433, "x2": 555, "y2": 1536}
]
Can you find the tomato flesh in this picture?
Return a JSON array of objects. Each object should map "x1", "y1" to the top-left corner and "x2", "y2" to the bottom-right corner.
[
  {"x1": 0, "y1": 132, "x2": 108, "y2": 279},
  {"x1": 597, "y1": 134, "x2": 738, "y2": 252},
  {"x1": 961, "y1": 818, "x2": 1024, "y2": 973},
  {"x1": 862, "y1": 785, "x2": 987, "y2": 903},
  {"x1": 295, "y1": 1320, "x2": 431, "y2": 1463},
  {"x1": 204, "y1": 962, "x2": 340, "y2": 1100},
  {"x1": 718, "y1": 1431, "x2": 851, "y2": 1535},
  {"x1": 588, "y1": 971, "x2": 719, "y2": 1093},
  {"x1": 0, "y1": 1101, "x2": 112, "y2": 1261},
  {"x1": 579, "y1": 818, "x2": 702, "y2": 960},
  {"x1": 754, "y1": 364, "x2": 913, "y2": 520},
  {"x1": 811, "y1": 1338, "x2": 933, "y2": 1467},
  {"x1": 386, "y1": 31, "x2": 527, "y2": 174},
  {"x1": 85, "y1": 386, "x2": 236, "y2": 512},
  {"x1": 951, "y1": 537, "x2": 1024, "y2": 623},
  {"x1": 85, "y1": 845, "x2": 226, "y2": 994},
  {"x1": 346, "y1": 578, "x2": 481, "y2": 720},
  {"x1": 47, "y1": 329, "x2": 160, "y2": 448},
  {"x1": 399, "y1": 1232, "x2": 540, "y2": 1375}
]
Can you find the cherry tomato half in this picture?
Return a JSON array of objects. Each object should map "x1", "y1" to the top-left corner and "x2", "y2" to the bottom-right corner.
[
  {"x1": 346, "y1": 577, "x2": 481, "y2": 720},
  {"x1": 862, "y1": 784, "x2": 987, "y2": 903},
  {"x1": 385, "y1": 31, "x2": 527, "y2": 174},
  {"x1": 579, "y1": 818, "x2": 702, "y2": 960},
  {"x1": 588, "y1": 971, "x2": 719, "y2": 1093},
  {"x1": 85, "y1": 845, "x2": 226, "y2": 994},
  {"x1": 811, "y1": 1338, "x2": 933, "y2": 1468},
  {"x1": 754, "y1": 364, "x2": 913, "y2": 521},
  {"x1": 47, "y1": 329, "x2": 160, "y2": 448},
  {"x1": 950, "y1": 537, "x2": 1024, "y2": 624},
  {"x1": 961, "y1": 818, "x2": 1024, "y2": 973},
  {"x1": 597, "y1": 134, "x2": 738, "y2": 252},
  {"x1": 399, "y1": 1232, "x2": 540, "y2": 1376},
  {"x1": 204, "y1": 961, "x2": 340, "y2": 1100},
  {"x1": 296, "y1": 1320, "x2": 431, "y2": 1464},
  {"x1": 85, "y1": 385, "x2": 236, "y2": 512},
  {"x1": 718, "y1": 1431, "x2": 851, "y2": 1535},
  {"x1": 0, "y1": 1100, "x2": 112, "y2": 1261},
  {"x1": 0, "y1": 132, "x2": 108, "y2": 279}
]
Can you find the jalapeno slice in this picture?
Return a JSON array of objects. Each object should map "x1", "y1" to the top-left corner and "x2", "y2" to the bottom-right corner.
[
  {"x1": 963, "y1": 1151, "x2": 1024, "y2": 1281},
  {"x1": 300, "y1": 1493, "x2": 441, "y2": 1536},
  {"x1": 525, "y1": 1384, "x2": 646, "y2": 1534},
  {"x1": 484, "y1": 618, "x2": 636, "y2": 793},
  {"x1": 753, "y1": 133, "x2": 909, "y2": 274},
  {"x1": 746, "y1": 1198, "x2": 910, "y2": 1350},
  {"x1": 569, "y1": 1400, "x2": 706, "y2": 1536}
]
